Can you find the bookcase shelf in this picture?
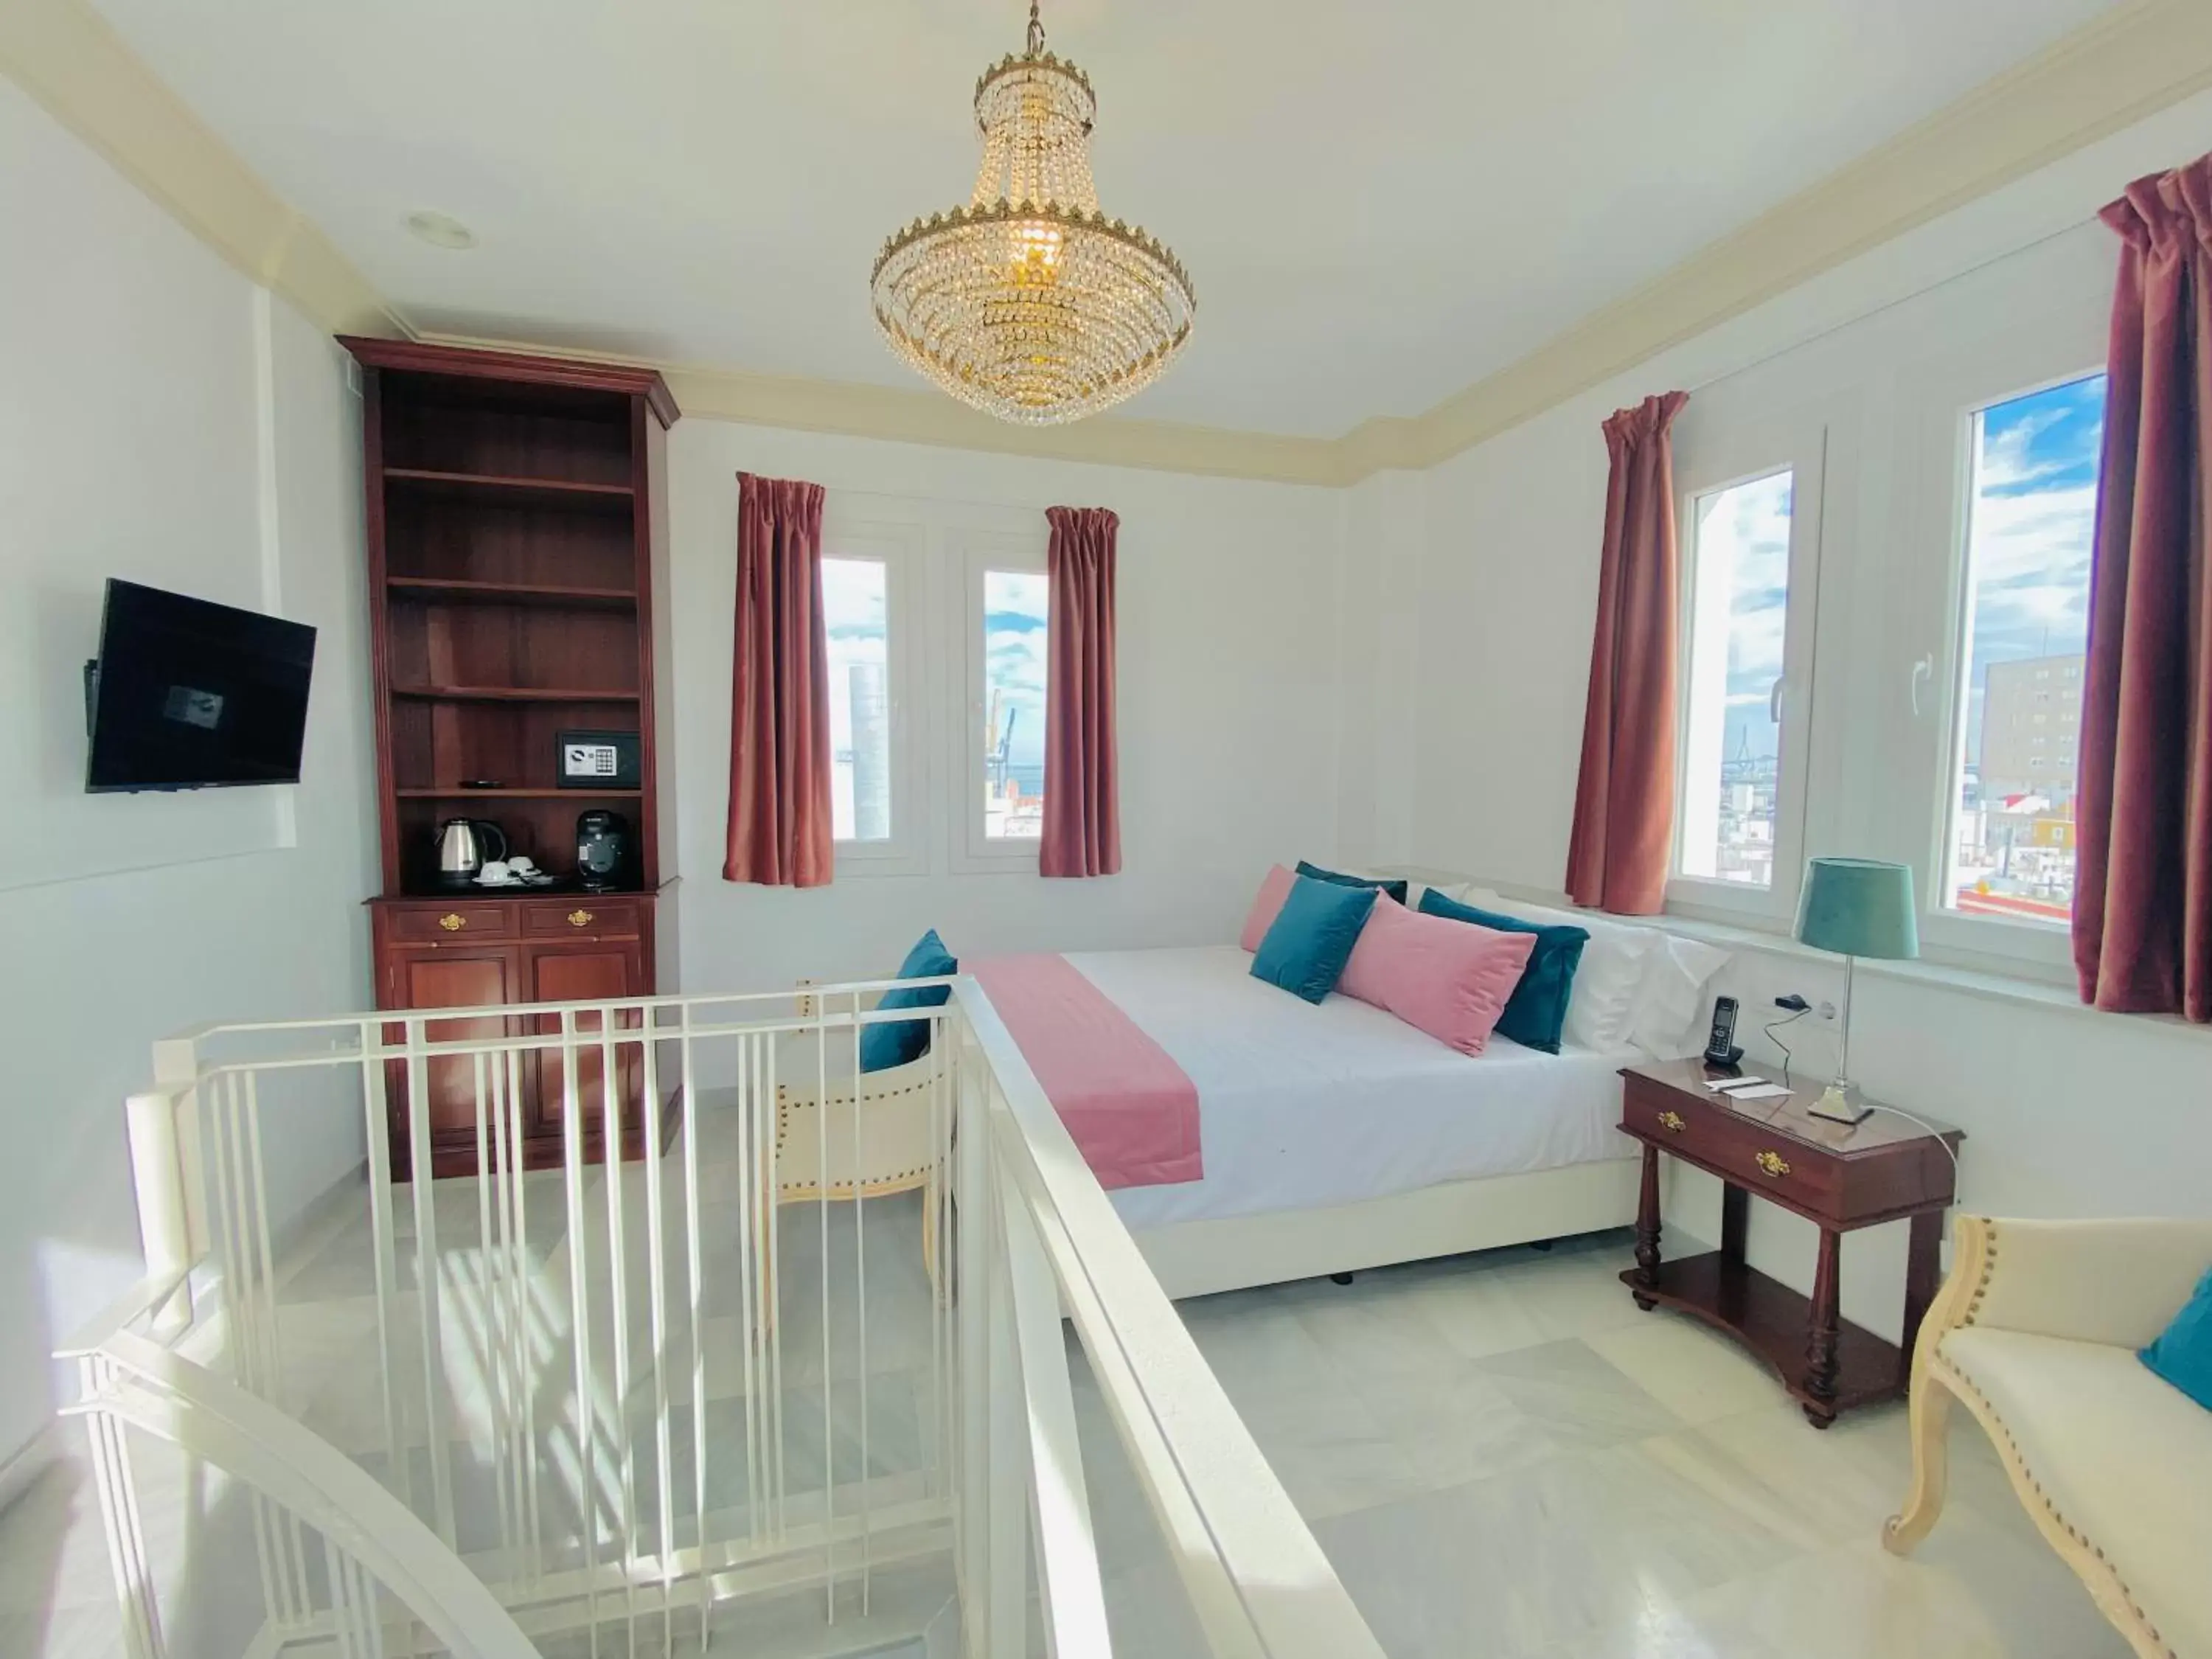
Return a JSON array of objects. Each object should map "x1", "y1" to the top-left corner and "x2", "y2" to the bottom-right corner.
[
  {"x1": 386, "y1": 576, "x2": 638, "y2": 609},
  {"x1": 389, "y1": 684, "x2": 642, "y2": 703},
  {"x1": 383, "y1": 466, "x2": 636, "y2": 512}
]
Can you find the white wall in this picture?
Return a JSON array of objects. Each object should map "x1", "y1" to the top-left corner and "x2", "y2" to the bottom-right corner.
[
  {"x1": 0, "y1": 82, "x2": 378, "y2": 1481},
  {"x1": 664, "y1": 422, "x2": 1350, "y2": 998},
  {"x1": 1388, "y1": 93, "x2": 2212, "y2": 1338}
]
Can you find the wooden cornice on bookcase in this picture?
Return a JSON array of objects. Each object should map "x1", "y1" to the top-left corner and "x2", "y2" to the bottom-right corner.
[{"x1": 338, "y1": 336, "x2": 681, "y2": 430}]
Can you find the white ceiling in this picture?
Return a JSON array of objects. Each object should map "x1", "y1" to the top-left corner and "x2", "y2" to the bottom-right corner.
[{"x1": 92, "y1": 0, "x2": 2121, "y2": 437}]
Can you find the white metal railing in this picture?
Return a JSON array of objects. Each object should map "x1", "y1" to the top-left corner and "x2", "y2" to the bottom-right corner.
[{"x1": 66, "y1": 978, "x2": 1385, "y2": 1659}]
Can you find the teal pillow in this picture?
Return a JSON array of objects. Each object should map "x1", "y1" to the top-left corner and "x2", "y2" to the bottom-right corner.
[
  {"x1": 2140, "y1": 1266, "x2": 2212, "y2": 1411},
  {"x1": 859, "y1": 928, "x2": 957, "y2": 1072},
  {"x1": 1253, "y1": 874, "x2": 1379, "y2": 1004},
  {"x1": 1416, "y1": 889, "x2": 1587, "y2": 1054},
  {"x1": 1295, "y1": 860, "x2": 1410, "y2": 908}
]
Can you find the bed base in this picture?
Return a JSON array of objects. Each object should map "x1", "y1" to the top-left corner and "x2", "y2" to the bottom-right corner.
[{"x1": 1130, "y1": 1156, "x2": 1643, "y2": 1300}]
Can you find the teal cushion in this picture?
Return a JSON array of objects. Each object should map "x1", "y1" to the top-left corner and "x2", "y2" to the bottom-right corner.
[
  {"x1": 859, "y1": 928, "x2": 957, "y2": 1072},
  {"x1": 1295, "y1": 860, "x2": 1410, "y2": 908},
  {"x1": 2140, "y1": 1266, "x2": 2212, "y2": 1412},
  {"x1": 1252, "y1": 874, "x2": 1379, "y2": 1004},
  {"x1": 1416, "y1": 890, "x2": 1587, "y2": 1054}
]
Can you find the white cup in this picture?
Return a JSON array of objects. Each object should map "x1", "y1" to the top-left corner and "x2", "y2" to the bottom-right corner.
[
  {"x1": 477, "y1": 860, "x2": 513, "y2": 886},
  {"x1": 507, "y1": 855, "x2": 538, "y2": 874}
]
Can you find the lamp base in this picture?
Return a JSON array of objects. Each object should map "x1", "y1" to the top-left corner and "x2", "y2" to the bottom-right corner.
[{"x1": 1806, "y1": 1079, "x2": 1872, "y2": 1127}]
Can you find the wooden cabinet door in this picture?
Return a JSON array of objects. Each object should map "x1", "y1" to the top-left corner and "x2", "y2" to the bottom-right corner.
[
  {"x1": 526, "y1": 941, "x2": 645, "y2": 1135},
  {"x1": 383, "y1": 945, "x2": 521, "y2": 1144}
]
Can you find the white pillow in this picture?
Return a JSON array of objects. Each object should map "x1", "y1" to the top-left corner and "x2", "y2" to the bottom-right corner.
[
  {"x1": 1630, "y1": 933, "x2": 1733, "y2": 1060},
  {"x1": 1458, "y1": 888, "x2": 1655, "y2": 1051}
]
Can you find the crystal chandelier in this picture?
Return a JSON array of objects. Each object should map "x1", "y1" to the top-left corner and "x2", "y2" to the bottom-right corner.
[{"x1": 869, "y1": 0, "x2": 1195, "y2": 425}]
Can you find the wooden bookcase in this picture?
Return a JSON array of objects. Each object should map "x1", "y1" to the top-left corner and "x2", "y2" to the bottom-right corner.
[{"x1": 341, "y1": 338, "x2": 681, "y2": 1179}]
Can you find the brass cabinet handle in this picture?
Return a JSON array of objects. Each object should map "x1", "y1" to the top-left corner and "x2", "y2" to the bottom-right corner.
[
  {"x1": 1658, "y1": 1110, "x2": 1686, "y2": 1133},
  {"x1": 1755, "y1": 1150, "x2": 1791, "y2": 1178},
  {"x1": 568, "y1": 909, "x2": 594, "y2": 928},
  {"x1": 439, "y1": 913, "x2": 466, "y2": 932}
]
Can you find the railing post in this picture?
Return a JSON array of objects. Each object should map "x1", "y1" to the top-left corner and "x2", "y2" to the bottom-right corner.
[
  {"x1": 125, "y1": 1093, "x2": 193, "y2": 1342},
  {"x1": 956, "y1": 1046, "x2": 1029, "y2": 1659}
]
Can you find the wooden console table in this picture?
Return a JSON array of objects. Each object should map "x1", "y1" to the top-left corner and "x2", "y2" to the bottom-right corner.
[{"x1": 1618, "y1": 1059, "x2": 1963, "y2": 1428}]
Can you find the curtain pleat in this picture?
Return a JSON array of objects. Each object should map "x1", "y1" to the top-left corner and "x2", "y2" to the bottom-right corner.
[
  {"x1": 723, "y1": 472, "x2": 833, "y2": 887},
  {"x1": 1040, "y1": 506, "x2": 1121, "y2": 878},
  {"x1": 2073, "y1": 153, "x2": 2212, "y2": 1020},
  {"x1": 1565, "y1": 391, "x2": 1689, "y2": 916}
]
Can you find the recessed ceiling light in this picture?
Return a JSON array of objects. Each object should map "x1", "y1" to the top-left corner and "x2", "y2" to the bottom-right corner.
[{"x1": 404, "y1": 211, "x2": 476, "y2": 250}]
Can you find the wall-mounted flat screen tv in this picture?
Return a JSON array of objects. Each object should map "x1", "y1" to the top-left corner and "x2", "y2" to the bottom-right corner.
[{"x1": 84, "y1": 579, "x2": 316, "y2": 792}]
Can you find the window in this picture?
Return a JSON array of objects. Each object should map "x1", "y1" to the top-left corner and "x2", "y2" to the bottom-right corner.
[
  {"x1": 981, "y1": 569, "x2": 1049, "y2": 841},
  {"x1": 820, "y1": 557, "x2": 891, "y2": 843},
  {"x1": 1677, "y1": 470, "x2": 1795, "y2": 890},
  {"x1": 1941, "y1": 373, "x2": 2106, "y2": 925}
]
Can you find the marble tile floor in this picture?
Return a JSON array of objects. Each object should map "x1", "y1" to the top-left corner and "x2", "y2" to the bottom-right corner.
[
  {"x1": 0, "y1": 1117, "x2": 956, "y2": 1659},
  {"x1": 1, "y1": 1187, "x2": 2133, "y2": 1659},
  {"x1": 1070, "y1": 1230, "x2": 2134, "y2": 1659}
]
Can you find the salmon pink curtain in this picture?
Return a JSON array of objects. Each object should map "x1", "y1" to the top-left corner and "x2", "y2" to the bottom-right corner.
[
  {"x1": 723, "y1": 473, "x2": 833, "y2": 887},
  {"x1": 2073, "y1": 154, "x2": 2212, "y2": 1020},
  {"x1": 1565, "y1": 391, "x2": 1689, "y2": 916},
  {"x1": 1040, "y1": 506, "x2": 1121, "y2": 877}
]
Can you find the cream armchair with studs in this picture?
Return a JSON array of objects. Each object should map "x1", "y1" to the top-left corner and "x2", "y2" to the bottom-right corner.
[
  {"x1": 1886, "y1": 1214, "x2": 2212, "y2": 1659},
  {"x1": 756, "y1": 986, "x2": 953, "y2": 1324}
]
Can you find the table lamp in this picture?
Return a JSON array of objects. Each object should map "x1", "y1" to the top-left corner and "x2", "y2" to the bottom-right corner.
[{"x1": 1794, "y1": 858, "x2": 1919, "y2": 1126}]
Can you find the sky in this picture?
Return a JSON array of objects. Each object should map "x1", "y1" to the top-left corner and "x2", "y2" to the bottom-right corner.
[
  {"x1": 1960, "y1": 372, "x2": 2105, "y2": 754},
  {"x1": 984, "y1": 570, "x2": 1049, "y2": 775},
  {"x1": 1700, "y1": 469, "x2": 1793, "y2": 771},
  {"x1": 822, "y1": 556, "x2": 888, "y2": 838}
]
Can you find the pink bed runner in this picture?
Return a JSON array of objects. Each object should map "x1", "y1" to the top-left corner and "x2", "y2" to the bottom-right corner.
[{"x1": 969, "y1": 953, "x2": 1202, "y2": 1190}]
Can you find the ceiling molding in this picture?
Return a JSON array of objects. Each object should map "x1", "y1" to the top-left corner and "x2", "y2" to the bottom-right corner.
[
  {"x1": 7, "y1": 0, "x2": 2210, "y2": 484},
  {"x1": 0, "y1": 0, "x2": 401, "y2": 339}
]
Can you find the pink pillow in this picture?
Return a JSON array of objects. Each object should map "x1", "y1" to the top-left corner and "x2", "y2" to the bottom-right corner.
[
  {"x1": 1239, "y1": 864, "x2": 1296, "y2": 952},
  {"x1": 1338, "y1": 897, "x2": 1537, "y2": 1055}
]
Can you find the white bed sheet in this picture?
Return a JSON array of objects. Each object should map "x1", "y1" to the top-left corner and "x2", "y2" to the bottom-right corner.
[{"x1": 1065, "y1": 946, "x2": 1638, "y2": 1231}]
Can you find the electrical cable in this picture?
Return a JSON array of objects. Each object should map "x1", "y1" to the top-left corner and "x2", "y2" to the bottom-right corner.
[
  {"x1": 1762, "y1": 1008, "x2": 1811, "y2": 1090},
  {"x1": 1857, "y1": 1104, "x2": 1963, "y2": 1173}
]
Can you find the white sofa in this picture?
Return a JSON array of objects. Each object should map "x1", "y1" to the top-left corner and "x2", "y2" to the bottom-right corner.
[{"x1": 1886, "y1": 1214, "x2": 2212, "y2": 1659}]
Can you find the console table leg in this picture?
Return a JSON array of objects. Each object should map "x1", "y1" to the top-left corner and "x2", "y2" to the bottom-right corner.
[
  {"x1": 1632, "y1": 1144, "x2": 1662, "y2": 1308},
  {"x1": 1719, "y1": 1182, "x2": 1749, "y2": 1266},
  {"x1": 1804, "y1": 1227, "x2": 1842, "y2": 1427}
]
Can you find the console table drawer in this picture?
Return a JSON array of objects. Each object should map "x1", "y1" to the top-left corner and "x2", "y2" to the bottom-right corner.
[{"x1": 1623, "y1": 1082, "x2": 1840, "y2": 1219}]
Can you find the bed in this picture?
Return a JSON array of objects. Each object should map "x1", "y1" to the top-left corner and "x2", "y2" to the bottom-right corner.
[
  {"x1": 780, "y1": 890, "x2": 1691, "y2": 1300},
  {"x1": 1055, "y1": 946, "x2": 1641, "y2": 1295}
]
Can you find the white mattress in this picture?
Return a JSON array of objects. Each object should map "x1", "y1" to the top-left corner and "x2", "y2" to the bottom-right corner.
[{"x1": 1065, "y1": 947, "x2": 1638, "y2": 1231}]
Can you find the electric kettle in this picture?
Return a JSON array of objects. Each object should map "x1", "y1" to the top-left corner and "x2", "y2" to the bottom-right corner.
[{"x1": 435, "y1": 818, "x2": 507, "y2": 887}]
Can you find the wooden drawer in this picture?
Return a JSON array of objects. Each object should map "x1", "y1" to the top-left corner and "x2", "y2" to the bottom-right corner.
[
  {"x1": 383, "y1": 901, "x2": 518, "y2": 942},
  {"x1": 524, "y1": 898, "x2": 643, "y2": 939},
  {"x1": 1623, "y1": 1079, "x2": 1841, "y2": 1221}
]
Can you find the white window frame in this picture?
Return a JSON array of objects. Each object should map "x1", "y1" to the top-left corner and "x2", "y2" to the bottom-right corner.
[
  {"x1": 953, "y1": 527, "x2": 1051, "y2": 873},
  {"x1": 821, "y1": 513, "x2": 929, "y2": 878},
  {"x1": 1908, "y1": 349, "x2": 2107, "y2": 974},
  {"x1": 1665, "y1": 417, "x2": 1827, "y2": 925}
]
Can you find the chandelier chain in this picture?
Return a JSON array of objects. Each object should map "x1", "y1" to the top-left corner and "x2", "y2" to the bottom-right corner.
[{"x1": 1026, "y1": 0, "x2": 1044, "y2": 56}]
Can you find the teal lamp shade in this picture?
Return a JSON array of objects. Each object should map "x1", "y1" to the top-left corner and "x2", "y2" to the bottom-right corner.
[{"x1": 1795, "y1": 858, "x2": 1919, "y2": 961}]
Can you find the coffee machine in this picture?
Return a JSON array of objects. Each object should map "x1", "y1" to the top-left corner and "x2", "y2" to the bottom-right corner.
[{"x1": 575, "y1": 810, "x2": 629, "y2": 891}]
